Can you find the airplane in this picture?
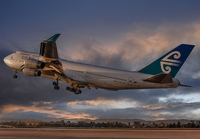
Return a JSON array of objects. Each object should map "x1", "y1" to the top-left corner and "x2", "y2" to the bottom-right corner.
[{"x1": 3, "y1": 34, "x2": 195, "y2": 94}]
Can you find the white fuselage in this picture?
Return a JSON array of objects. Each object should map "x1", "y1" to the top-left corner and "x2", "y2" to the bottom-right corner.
[{"x1": 4, "y1": 51, "x2": 180, "y2": 90}]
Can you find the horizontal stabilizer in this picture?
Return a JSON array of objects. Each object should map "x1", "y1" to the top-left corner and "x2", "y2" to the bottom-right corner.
[
  {"x1": 179, "y1": 84, "x2": 191, "y2": 87},
  {"x1": 143, "y1": 73, "x2": 173, "y2": 84}
]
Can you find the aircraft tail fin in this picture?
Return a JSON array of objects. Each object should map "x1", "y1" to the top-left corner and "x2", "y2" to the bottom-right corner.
[{"x1": 137, "y1": 44, "x2": 195, "y2": 78}]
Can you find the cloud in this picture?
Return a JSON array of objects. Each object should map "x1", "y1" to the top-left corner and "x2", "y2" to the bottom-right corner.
[
  {"x1": 67, "y1": 97, "x2": 117, "y2": 106},
  {"x1": 59, "y1": 22, "x2": 200, "y2": 72},
  {"x1": 67, "y1": 98, "x2": 140, "y2": 111},
  {"x1": 143, "y1": 102, "x2": 200, "y2": 110},
  {"x1": 143, "y1": 105, "x2": 168, "y2": 110},
  {"x1": 0, "y1": 102, "x2": 97, "y2": 120}
]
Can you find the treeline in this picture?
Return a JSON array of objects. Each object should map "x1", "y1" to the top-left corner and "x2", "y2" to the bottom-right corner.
[{"x1": 0, "y1": 120, "x2": 200, "y2": 128}]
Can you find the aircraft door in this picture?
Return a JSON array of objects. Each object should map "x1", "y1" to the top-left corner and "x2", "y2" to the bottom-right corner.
[
  {"x1": 127, "y1": 77, "x2": 139, "y2": 88},
  {"x1": 127, "y1": 77, "x2": 133, "y2": 86}
]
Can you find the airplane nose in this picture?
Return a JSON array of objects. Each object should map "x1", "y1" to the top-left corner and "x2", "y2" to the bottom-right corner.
[
  {"x1": 4, "y1": 57, "x2": 7, "y2": 64},
  {"x1": 4, "y1": 56, "x2": 10, "y2": 66}
]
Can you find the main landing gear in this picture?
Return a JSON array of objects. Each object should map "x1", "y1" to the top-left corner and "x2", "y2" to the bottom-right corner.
[
  {"x1": 13, "y1": 70, "x2": 18, "y2": 79},
  {"x1": 52, "y1": 79, "x2": 82, "y2": 94},
  {"x1": 53, "y1": 79, "x2": 60, "y2": 90},
  {"x1": 66, "y1": 86, "x2": 82, "y2": 95}
]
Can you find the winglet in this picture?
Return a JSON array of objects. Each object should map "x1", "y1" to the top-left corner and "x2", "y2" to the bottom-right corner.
[{"x1": 46, "y1": 34, "x2": 61, "y2": 42}]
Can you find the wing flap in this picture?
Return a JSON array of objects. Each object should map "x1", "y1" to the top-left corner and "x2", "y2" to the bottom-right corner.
[{"x1": 143, "y1": 73, "x2": 173, "y2": 84}]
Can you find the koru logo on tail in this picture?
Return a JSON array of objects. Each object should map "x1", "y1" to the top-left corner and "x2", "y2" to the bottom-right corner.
[{"x1": 160, "y1": 51, "x2": 182, "y2": 73}]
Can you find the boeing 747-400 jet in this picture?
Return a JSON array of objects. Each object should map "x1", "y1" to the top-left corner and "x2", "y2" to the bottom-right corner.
[{"x1": 4, "y1": 34, "x2": 195, "y2": 94}]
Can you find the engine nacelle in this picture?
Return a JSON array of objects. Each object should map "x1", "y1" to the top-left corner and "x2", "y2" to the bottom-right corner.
[
  {"x1": 23, "y1": 68, "x2": 41, "y2": 76},
  {"x1": 24, "y1": 59, "x2": 45, "y2": 69}
]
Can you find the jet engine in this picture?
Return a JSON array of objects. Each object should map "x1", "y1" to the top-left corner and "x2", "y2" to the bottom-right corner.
[
  {"x1": 24, "y1": 59, "x2": 45, "y2": 69},
  {"x1": 23, "y1": 68, "x2": 41, "y2": 76}
]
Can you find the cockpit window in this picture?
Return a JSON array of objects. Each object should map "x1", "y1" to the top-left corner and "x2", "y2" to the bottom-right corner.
[{"x1": 22, "y1": 55, "x2": 28, "y2": 59}]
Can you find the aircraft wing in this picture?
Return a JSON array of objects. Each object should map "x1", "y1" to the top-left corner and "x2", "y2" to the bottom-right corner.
[
  {"x1": 58, "y1": 70, "x2": 93, "y2": 89},
  {"x1": 40, "y1": 34, "x2": 97, "y2": 91},
  {"x1": 42, "y1": 63, "x2": 93, "y2": 89},
  {"x1": 39, "y1": 34, "x2": 78, "y2": 85}
]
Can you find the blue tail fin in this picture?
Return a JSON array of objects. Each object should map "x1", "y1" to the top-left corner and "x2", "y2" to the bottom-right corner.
[{"x1": 137, "y1": 44, "x2": 195, "y2": 78}]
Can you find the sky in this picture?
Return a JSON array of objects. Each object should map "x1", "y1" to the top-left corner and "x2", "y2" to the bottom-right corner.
[{"x1": 1, "y1": 0, "x2": 200, "y2": 122}]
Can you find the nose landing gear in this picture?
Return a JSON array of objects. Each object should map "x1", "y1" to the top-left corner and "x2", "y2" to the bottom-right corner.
[
  {"x1": 13, "y1": 70, "x2": 18, "y2": 79},
  {"x1": 52, "y1": 79, "x2": 82, "y2": 94}
]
